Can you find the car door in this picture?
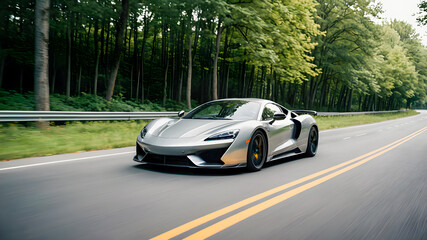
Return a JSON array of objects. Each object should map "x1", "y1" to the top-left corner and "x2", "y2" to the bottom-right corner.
[{"x1": 262, "y1": 103, "x2": 294, "y2": 156}]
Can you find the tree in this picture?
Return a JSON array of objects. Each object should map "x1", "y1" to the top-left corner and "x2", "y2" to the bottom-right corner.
[
  {"x1": 106, "y1": 0, "x2": 130, "y2": 101},
  {"x1": 301, "y1": 0, "x2": 381, "y2": 110},
  {"x1": 417, "y1": 0, "x2": 427, "y2": 25},
  {"x1": 34, "y1": 0, "x2": 50, "y2": 128}
]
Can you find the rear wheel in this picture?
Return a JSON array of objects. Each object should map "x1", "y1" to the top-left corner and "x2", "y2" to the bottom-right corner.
[
  {"x1": 247, "y1": 130, "x2": 267, "y2": 171},
  {"x1": 305, "y1": 126, "x2": 318, "y2": 157}
]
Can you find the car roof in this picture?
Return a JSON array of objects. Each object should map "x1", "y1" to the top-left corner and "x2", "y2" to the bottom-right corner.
[
  {"x1": 207, "y1": 98, "x2": 274, "y2": 105},
  {"x1": 206, "y1": 98, "x2": 292, "y2": 114}
]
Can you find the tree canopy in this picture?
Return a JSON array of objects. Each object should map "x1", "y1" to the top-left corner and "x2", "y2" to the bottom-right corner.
[{"x1": 0, "y1": 0, "x2": 426, "y2": 111}]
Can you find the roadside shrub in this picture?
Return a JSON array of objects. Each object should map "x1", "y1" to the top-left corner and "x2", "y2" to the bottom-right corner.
[{"x1": 0, "y1": 90, "x2": 191, "y2": 112}]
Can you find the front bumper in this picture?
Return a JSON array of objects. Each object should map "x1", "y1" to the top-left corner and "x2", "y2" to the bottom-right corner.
[{"x1": 133, "y1": 138, "x2": 246, "y2": 168}]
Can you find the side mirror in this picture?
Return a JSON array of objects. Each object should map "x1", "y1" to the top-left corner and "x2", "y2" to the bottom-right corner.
[
  {"x1": 269, "y1": 113, "x2": 286, "y2": 124},
  {"x1": 273, "y1": 113, "x2": 286, "y2": 120},
  {"x1": 178, "y1": 110, "x2": 185, "y2": 117}
]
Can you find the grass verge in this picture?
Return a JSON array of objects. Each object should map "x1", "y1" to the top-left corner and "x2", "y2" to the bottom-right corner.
[
  {"x1": 0, "y1": 120, "x2": 149, "y2": 161},
  {"x1": 315, "y1": 110, "x2": 419, "y2": 131},
  {"x1": 0, "y1": 110, "x2": 419, "y2": 161}
]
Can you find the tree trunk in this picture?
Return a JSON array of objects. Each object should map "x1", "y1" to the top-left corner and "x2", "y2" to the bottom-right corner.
[
  {"x1": 163, "y1": 58, "x2": 169, "y2": 106},
  {"x1": 225, "y1": 65, "x2": 229, "y2": 98},
  {"x1": 0, "y1": 43, "x2": 4, "y2": 88},
  {"x1": 161, "y1": 23, "x2": 169, "y2": 105},
  {"x1": 140, "y1": 14, "x2": 149, "y2": 104},
  {"x1": 147, "y1": 28, "x2": 158, "y2": 99},
  {"x1": 186, "y1": 34, "x2": 192, "y2": 109},
  {"x1": 241, "y1": 62, "x2": 247, "y2": 97},
  {"x1": 34, "y1": 0, "x2": 50, "y2": 128},
  {"x1": 171, "y1": 37, "x2": 176, "y2": 100},
  {"x1": 267, "y1": 65, "x2": 273, "y2": 99},
  {"x1": 220, "y1": 28, "x2": 230, "y2": 98},
  {"x1": 93, "y1": 19, "x2": 99, "y2": 95},
  {"x1": 105, "y1": 21, "x2": 110, "y2": 66},
  {"x1": 51, "y1": 57, "x2": 56, "y2": 94},
  {"x1": 66, "y1": 22, "x2": 71, "y2": 97},
  {"x1": 212, "y1": 20, "x2": 222, "y2": 100},
  {"x1": 178, "y1": 70, "x2": 183, "y2": 102},
  {"x1": 77, "y1": 65, "x2": 82, "y2": 95},
  {"x1": 130, "y1": 65, "x2": 133, "y2": 98},
  {"x1": 161, "y1": 23, "x2": 167, "y2": 70},
  {"x1": 248, "y1": 65, "x2": 255, "y2": 98},
  {"x1": 19, "y1": 68, "x2": 24, "y2": 94},
  {"x1": 346, "y1": 88, "x2": 353, "y2": 111},
  {"x1": 136, "y1": 67, "x2": 140, "y2": 99},
  {"x1": 100, "y1": 20, "x2": 105, "y2": 67},
  {"x1": 260, "y1": 66, "x2": 265, "y2": 98},
  {"x1": 105, "y1": 0, "x2": 130, "y2": 101},
  {"x1": 94, "y1": 52, "x2": 100, "y2": 95},
  {"x1": 177, "y1": 21, "x2": 185, "y2": 102}
]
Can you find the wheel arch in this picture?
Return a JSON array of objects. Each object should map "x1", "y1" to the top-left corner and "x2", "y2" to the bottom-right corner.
[{"x1": 253, "y1": 127, "x2": 269, "y2": 154}]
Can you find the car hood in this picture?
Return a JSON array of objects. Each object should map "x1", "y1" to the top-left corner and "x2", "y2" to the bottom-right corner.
[{"x1": 149, "y1": 119, "x2": 242, "y2": 139}]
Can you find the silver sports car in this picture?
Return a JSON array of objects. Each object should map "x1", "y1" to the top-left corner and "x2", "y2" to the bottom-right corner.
[{"x1": 133, "y1": 98, "x2": 318, "y2": 171}]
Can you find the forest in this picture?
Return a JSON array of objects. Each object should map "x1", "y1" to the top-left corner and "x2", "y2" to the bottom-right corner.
[{"x1": 1, "y1": 0, "x2": 427, "y2": 112}]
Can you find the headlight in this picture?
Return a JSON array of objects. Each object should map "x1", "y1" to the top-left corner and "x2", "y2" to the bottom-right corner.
[
  {"x1": 140, "y1": 127, "x2": 148, "y2": 139},
  {"x1": 205, "y1": 129, "x2": 239, "y2": 141}
]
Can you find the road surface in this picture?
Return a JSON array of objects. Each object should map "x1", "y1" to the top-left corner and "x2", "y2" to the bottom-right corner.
[{"x1": 1, "y1": 111, "x2": 427, "y2": 240}]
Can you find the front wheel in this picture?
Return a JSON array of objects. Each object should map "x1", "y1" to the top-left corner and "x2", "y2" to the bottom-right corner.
[
  {"x1": 246, "y1": 130, "x2": 267, "y2": 171},
  {"x1": 305, "y1": 126, "x2": 318, "y2": 157}
]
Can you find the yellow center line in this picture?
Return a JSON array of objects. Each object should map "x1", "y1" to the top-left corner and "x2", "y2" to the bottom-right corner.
[
  {"x1": 151, "y1": 127, "x2": 427, "y2": 240},
  {"x1": 184, "y1": 127, "x2": 427, "y2": 240}
]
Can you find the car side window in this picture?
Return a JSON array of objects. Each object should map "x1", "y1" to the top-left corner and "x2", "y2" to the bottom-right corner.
[{"x1": 262, "y1": 104, "x2": 283, "y2": 120}]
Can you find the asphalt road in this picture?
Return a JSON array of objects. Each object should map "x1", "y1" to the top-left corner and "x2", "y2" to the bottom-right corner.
[{"x1": 1, "y1": 111, "x2": 427, "y2": 240}]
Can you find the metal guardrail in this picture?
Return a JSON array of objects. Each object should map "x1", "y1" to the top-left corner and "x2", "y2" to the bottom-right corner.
[
  {"x1": 0, "y1": 111, "x2": 179, "y2": 122},
  {"x1": 317, "y1": 110, "x2": 402, "y2": 116},
  {"x1": 0, "y1": 110, "x2": 404, "y2": 122}
]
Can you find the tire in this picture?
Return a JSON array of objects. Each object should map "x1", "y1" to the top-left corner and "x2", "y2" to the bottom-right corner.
[
  {"x1": 246, "y1": 130, "x2": 267, "y2": 171},
  {"x1": 305, "y1": 126, "x2": 318, "y2": 157}
]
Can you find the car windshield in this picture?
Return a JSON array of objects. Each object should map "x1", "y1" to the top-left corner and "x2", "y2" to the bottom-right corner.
[{"x1": 184, "y1": 100, "x2": 260, "y2": 120}]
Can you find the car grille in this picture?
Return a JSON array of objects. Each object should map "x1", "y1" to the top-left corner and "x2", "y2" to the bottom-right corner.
[
  {"x1": 143, "y1": 153, "x2": 195, "y2": 166},
  {"x1": 196, "y1": 148, "x2": 228, "y2": 164},
  {"x1": 136, "y1": 144, "x2": 228, "y2": 166}
]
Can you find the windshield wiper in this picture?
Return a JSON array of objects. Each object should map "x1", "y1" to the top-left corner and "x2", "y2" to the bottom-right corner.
[
  {"x1": 193, "y1": 116, "x2": 216, "y2": 119},
  {"x1": 193, "y1": 116, "x2": 233, "y2": 120}
]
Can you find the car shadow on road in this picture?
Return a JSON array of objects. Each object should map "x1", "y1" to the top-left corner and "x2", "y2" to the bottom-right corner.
[
  {"x1": 133, "y1": 164, "x2": 247, "y2": 176},
  {"x1": 132, "y1": 154, "x2": 307, "y2": 176},
  {"x1": 263, "y1": 154, "x2": 307, "y2": 169}
]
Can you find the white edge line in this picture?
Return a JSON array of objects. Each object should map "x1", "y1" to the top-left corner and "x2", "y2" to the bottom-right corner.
[{"x1": 0, "y1": 151, "x2": 135, "y2": 172}]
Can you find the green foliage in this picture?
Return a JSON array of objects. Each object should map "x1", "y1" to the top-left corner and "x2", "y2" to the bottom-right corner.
[
  {"x1": 301, "y1": 0, "x2": 427, "y2": 111},
  {"x1": 417, "y1": 0, "x2": 427, "y2": 25},
  {"x1": 0, "y1": 90, "x2": 35, "y2": 110},
  {"x1": 0, "y1": 90, "x2": 193, "y2": 112}
]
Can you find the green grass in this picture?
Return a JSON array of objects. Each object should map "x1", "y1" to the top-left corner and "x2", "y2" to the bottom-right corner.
[
  {"x1": 315, "y1": 110, "x2": 419, "y2": 131},
  {"x1": 0, "y1": 110, "x2": 419, "y2": 161},
  {"x1": 0, "y1": 120, "x2": 149, "y2": 161}
]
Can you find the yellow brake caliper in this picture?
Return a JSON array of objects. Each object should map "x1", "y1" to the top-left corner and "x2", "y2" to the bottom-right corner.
[{"x1": 254, "y1": 140, "x2": 261, "y2": 160}]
